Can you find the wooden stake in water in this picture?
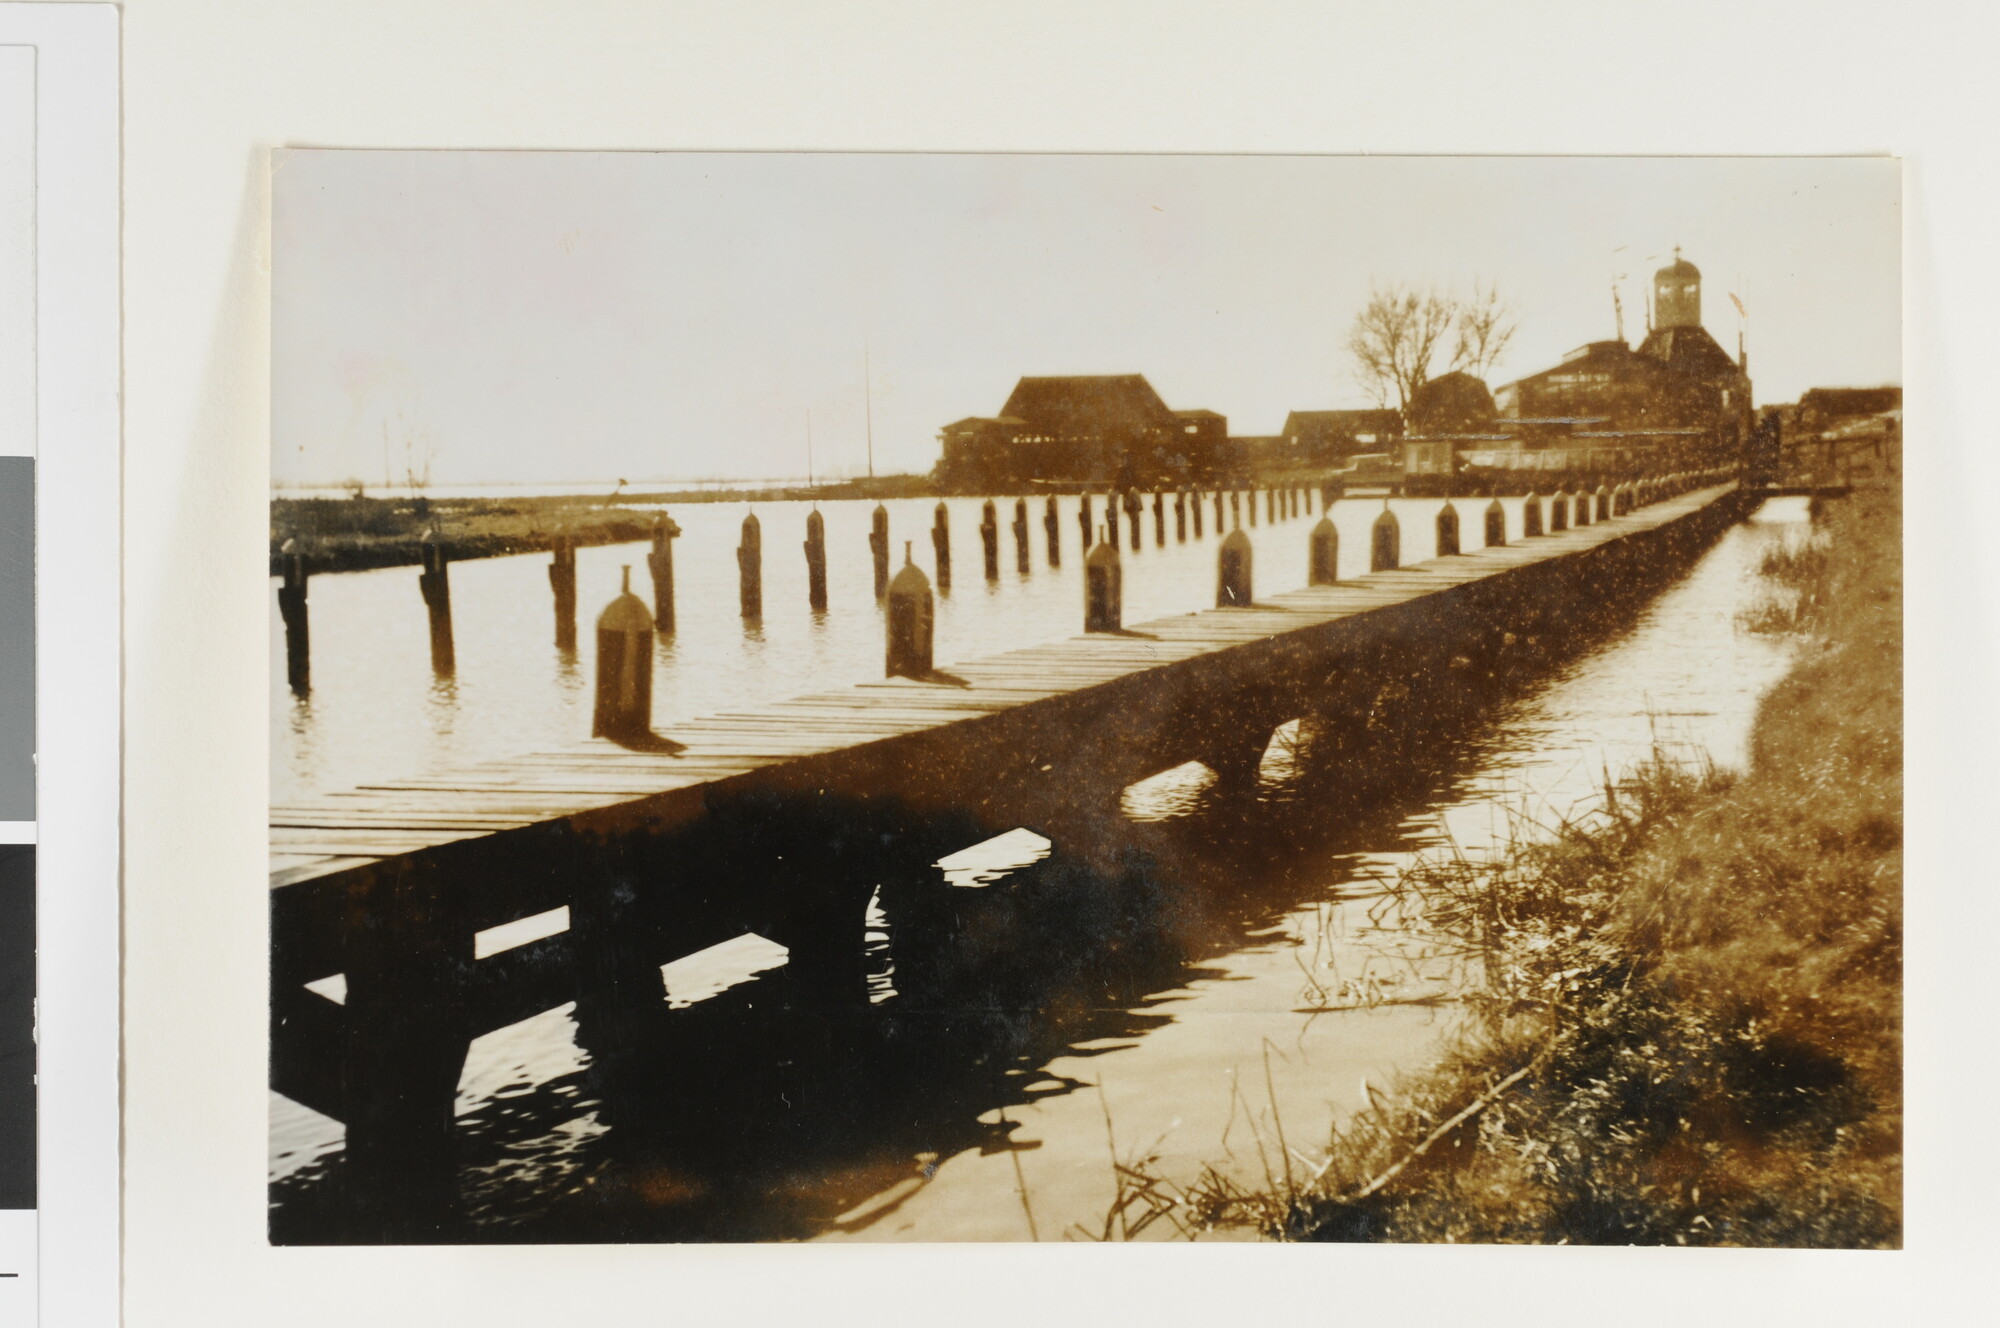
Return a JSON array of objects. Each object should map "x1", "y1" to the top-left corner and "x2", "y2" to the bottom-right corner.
[
  {"x1": 738, "y1": 512, "x2": 763, "y2": 618},
  {"x1": 648, "y1": 513, "x2": 681, "y2": 633},
  {"x1": 1153, "y1": 490, "x2": 1166, "y2": 546},
  {"x1": 980, "y1": 499, "x2": 1000, "y2": 581},
  {"x1": 278, "y1": 542, "x2": 310, "y2": 694},
  {"x1": 870, "y1": 504, "x2": 890, "y2": 598},
  {"x1": 418, "y1": 527, "x2": 455, "y2": 675},
  {"x1": 931, "y1": 502, "x2": 952, "y2": 593},
  {"x1": 804, "y1": 509, "x2": 828, "y2": 612},
  {"x1": 1012, "y1": 498, "x2": 1030, "y2": 574},
  {"x1": 1043, "y1": 496, "x2": 1061, "y2": 569},
  {"x1": 549, "y1": 529, "x2": 578, "y2": 651}
]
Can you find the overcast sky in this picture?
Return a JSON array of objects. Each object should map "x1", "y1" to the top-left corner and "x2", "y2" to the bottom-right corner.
[{"x1": 273, "y1": 152, "x2": 1899, "y2": 489}]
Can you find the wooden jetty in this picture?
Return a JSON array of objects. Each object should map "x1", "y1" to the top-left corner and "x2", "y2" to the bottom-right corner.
[{"x1": 270, "y1": 477, "x2": 1749, "y2": 1224}]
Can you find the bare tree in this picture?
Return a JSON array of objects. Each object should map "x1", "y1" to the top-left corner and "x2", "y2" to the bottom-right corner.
[{"x1": 1347, "y1": 280, "x2": 1519, "y2": 409}]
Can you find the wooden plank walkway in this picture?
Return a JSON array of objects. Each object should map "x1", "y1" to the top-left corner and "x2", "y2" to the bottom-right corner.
[{"x1": 270, "y1": 484, "x2": 1739, "y2": 890}]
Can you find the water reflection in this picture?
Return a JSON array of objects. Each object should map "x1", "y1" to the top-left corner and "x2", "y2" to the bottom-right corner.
[{"x1": 270, "y1": 497, "x2": 1809, "y2": 1244}]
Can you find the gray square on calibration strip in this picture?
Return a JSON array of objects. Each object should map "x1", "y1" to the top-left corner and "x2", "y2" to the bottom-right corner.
[{"x1": 0, "y1": 457, "x2": 30, "y2": 821}]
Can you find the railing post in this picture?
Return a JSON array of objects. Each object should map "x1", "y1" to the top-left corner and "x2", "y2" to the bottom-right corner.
[
  {"x1": 1217, "y1": 528, "x2": 1253, "y2": 606},
  {"x1": 648, "y1": 513, "x2": 680, "y2": 633},
  {"x1": 549, "y1": 530, "x2": 577, "y2": 650},
  {"x1": 805, "y1": 509, "x2": 828, "y2": 611},
  {"x1": 418, "y1": 529, "x2": 455, "y2": 675},
  {"x1": 1484, "y1": 499, "x2": 1506, "y2": 547},
  {"x1": 1371, "y1": 506, "x2": 1400, "y2": 571},
  {"x1": 886, "y1": 543, "x2": 934, "y2": 679},
  {"x1": 931, "y1": 502, "x2": 952, "y2": 592},
  {"x1": 1309, "y1": 516, "x2": 1338, "y2": 585},
  {"x1": 737, "y1": 512, "x2": 763, "y2": 618},
  {"x1": 278, "y1": 544, "x2": 311, "y2": 694},
  {"x1": 979, "y1": 499, "x2": 1000, "y2": 581},
  {"x1": 594, "y1": 566, "x2": 655, "y2": 741},
  {"x1": 1085, "y1": 531, "x2": 1122, "y2": 632},
  {"x1": 869, "y1": 503, "x2": 890, "y2": 599},
  {"x1": 1436, "y1": 501, "x2": 1461, "y2": 556}
]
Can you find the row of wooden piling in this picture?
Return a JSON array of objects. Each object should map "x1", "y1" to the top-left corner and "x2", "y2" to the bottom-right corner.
[{"x1": 278, "y1": 470, "x2": 1728, "y2": 707}]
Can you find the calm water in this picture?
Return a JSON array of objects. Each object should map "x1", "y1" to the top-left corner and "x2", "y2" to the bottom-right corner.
[{"x1": 269, "y1": 493, "x2": 1812, "y2": 1242}]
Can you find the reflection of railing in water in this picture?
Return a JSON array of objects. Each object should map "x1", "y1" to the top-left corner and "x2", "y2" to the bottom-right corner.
[{"x1": 269, "y1": 473, "x2": 1746, "y2": 1238}]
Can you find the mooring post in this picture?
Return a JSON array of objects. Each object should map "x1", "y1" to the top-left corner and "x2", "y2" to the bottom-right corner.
[
  {"x1": 1550, "y1": 491, "x2": 1570, "y2": 532},
  {"x1": 1125, "y1": 491, "x2": 1142, "y2": 552},
  {"x1": 1217, "y1": 527, "x2": 1253, "y2": 606},
  {"x1": 1077, "y1": 494, "x2": 1093, "y2": 555},
  {"x1": 1436, "y1": 501, "x2": 1462, "y2": 556},
  {"x1": 549, "y1": 529, "x2": 578, "y2": 651},
  {"x1": 1191, "y1": 490, "x2": 1204, "y2": 538},
  {"x1": 1522, "y1": 493, "x2": 1544, "y2": 537},
  {"x1": 278, "y1": 543, "x2": 311, "y2": 694},
  {"x1": 418, "y1": 528, "x2": 455, "y2": 675},
  {"x1": 1153, "y1": 490, "x2": 1166, "y2": 546},
  {"x1": 1085, "y1": 530, "x2": 1122, "y2": 632},
  {"x1": 593, "y1": 566, "x2": 655, "y2": 741},
  {"x1": 1174, "y1": 490, "x2": 1187, "y2": 542},
  {"x1": 1104, "y1": 493, "x2": 1120, "y2": 548},
  {"x1": 869, "y1": 503, "x2": 891, "y2": 599},
  {"x1": 1265, "y1": 488, "x2": 1276, "y2": 523},
  {"x1": 648, "y1": 513, "x2": 680, "y2": 633},
  {"x1": 1213, "y1": 490, "x2": 1224, "y2": 533},
  {"x1": 1309, "y1": 515, "x2": 1338, "y2": 585},
  {"x1": 886, "y1": 543, "x2": 934, "y2": 679},
  {"x1": 805, "y1": 509, "x2": 828, "y2": 611},
  {"x1": 1248, "y1": 488, "x2": 1259, "y2": 527},
  {"x1": 1595, "y1": 485, "x2": 1612, "y2": 522},
  {"x1": 1044, "y1": 496, "x2": 1061, "y2": 568},
  {"x1": 980, "y1": 499, "x2": 1000, "y2": 581},
  {"x1": 1228, "y1": 490, "x2": 1240, "y2": 529},
  {"x1": 1484, "y1": 499, "x2": 1506, "y2": 548},
  {"x1": 1573, "y1": 490, "x2": 1591, "y2": 527},
  {"x1": 1371, "y1": 506, "x2": 1401, "y2": 571},
  {"x1": 931, "y1": 502, "x2": 952, "y2": 592},
  {"x1": 1013, "y1": 498, "x2": 1030, "y2": 573},
  {"x1": 738, "y1": 512, "x2": 763, "y2": 618}
]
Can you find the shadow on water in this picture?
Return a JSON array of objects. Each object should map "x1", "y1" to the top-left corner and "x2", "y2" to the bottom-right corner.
[{"x1": 269, "y1": 515, "x2": 1740, "y2": 1244}]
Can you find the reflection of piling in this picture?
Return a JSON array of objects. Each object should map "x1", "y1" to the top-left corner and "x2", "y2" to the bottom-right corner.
[
  {"x1": 418, "y1": 531, "x2": 455, "y2": 675},
  {"x1": 648, "y1": 514, "x2": 680, "y2": 632},
  {"x1": 870, "y1": 504, "x2": 891, "y2": 597},
  {"x1": 1371, "y1": 507, "x2": 1400, "y2": 571},
  {"x1": 1550, "y1": 491, "x2": 1570, "y2": 532},
  {"x1": 1153, "y1": 490, "x2": 1166, "y2": 546},
  {"x1": 593, "y1": 566, "x2": 655, "y2": 741},
  {"x1": 1084, "y1": 532, "x2": 1122, "y2": 632},
  {"x1": 1044, "y1": 497, "x2": 1061, "y2": 568},
  {"x1": 737, "y1": 513, "x2": 763, "y2": 618},
  {"x1": 1436, "y1": 501, "x2": 1461, "y2": 556},
  {"x1": 1309, "y1": 516, "x2": 1338, "y2": 585},
  {"x1": 804, "y1": 509, "x2": 828, "y2": 611},
  {"x1": 549, "y1": 531, "x2": 578, "y2": 650},
  {"x1": 980, "y1": 499, "x2": 1000, "y2": 581},
  {"x1": 1484, "y1": 499, "x2": 1506, "y2": 548},
  {"x1": 278, "y1": 548, "x2": 310, "y2": 694},
  {"x1": 1012, "y1": 498, "x2": 1030, "y2": 573},
  {"x1": 1217, "y1": 528, "x2": 1253, "y2": 606},
  {"x1": 886, "y1": 544, "x2": 934, "y2": 679},
  {"x1": 1523, "y1": 493, "x2": 1544, "y2": 537},
  {"x1": 1174, "y1": 490, "x2": 1187, "y2": 542},
  {"x1": 931, "y1": 502, "x2": 952, "y2": 592}
]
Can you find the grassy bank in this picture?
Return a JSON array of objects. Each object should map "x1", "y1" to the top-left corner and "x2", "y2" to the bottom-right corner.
[{"x1": 1194, "y1": 480, "x2": 1901, "y2": 1246}]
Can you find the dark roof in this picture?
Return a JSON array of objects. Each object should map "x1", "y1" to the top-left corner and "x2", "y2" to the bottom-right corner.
[
  {"x1": 1283, "y1": 409, "x2": 1403, "y2": 435},
  {"x1": 941, "y1": 416, "x2": 1025, "y2": 431},
  {"x1": 1407, "y1": 371, "x2": 1497, "y2": 434},
  {"x1": 1173, "y1": 409, "x2": 1225, "y2": 420},
  {"x1": 998, "y1": 375, "x2": 1176, "y2": 433},
  {"x1": 1799, "y1": 386, "x2": 1901, "y2": 417},
  {"x1": 1638, "y1": 325, "x2": 1741, "y2": 381},
  {"x1": 1658, "y1": 256, "x2": 1700, "y2": 279}
]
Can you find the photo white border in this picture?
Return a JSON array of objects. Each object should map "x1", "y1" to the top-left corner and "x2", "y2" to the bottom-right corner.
[
  {"x1": 118, "y1": 3, "x2": 1997, "y2": 1327},
  {"x1": 0, "y1": 4, "x2": 119, "y2": 1327}
]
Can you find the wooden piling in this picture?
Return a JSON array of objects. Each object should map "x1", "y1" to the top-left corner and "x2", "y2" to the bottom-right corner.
[
  {"x1": 648, "y1": 514, "x2": 680, "y2": 632},
  {"x1": 1125, "y1": 491, "x2": 1142, "y2": 552},
  {"x1": 980, "y1": 499, "x2": 1000, "y2": 581},
  {"x1": 1013, "y1": 498, "x2": 1030, "y2": 573},
  {"x1": 1084, "y1": 532, "x2": 1122, "y2": 633},
  {"x1": 931, "y1": 502, "x2": 952, "y2": 592},
  {"x1": 1105, "y1": 493, "x2": 1120, "y2": 548},
  {"x1": 738, "y1": 512, "x2": 763, "y2": 618},
  {"x1": 886, "y1": 543, "x2": 934, "y2": 679},
  {"x1": 1229, "y1": 490, "x2": 1240, "y2": 529},
  {"x1": 278, "y1": 546, "x2": 310, "y2": 694},
  {"x1": 805, "y1": 509, "x2": 828, "y2": 611},
  {"x1": 1248, "y1": 488, "x2": 1258, "y2": 527},
  {"x1": 1371, "y1": 507, "x2": 1400, "y2": 572},
  {"x1": 418, "y1": 530, "x2": 455, "y2": 675},
  {"x1": 865, "y1": 504, "x2": 892, "y2": 600},
  {"x1": 1153, "y1": 490, "x2": 1166, "y2": 546},
  {"x1": 1044, "y1": 496, "x2": 1061, "y2": 568},
  {"x1": 593, "y1": 566, "x2": 655, "y2": 741},
  {"x1": 1192, "y1": 490, "x2": 1204, "y2": 538},
  {"x1": 1217, "y1": 528, "x2": 1253, "y2": 606},
  {"x1": 1077, "y1": 494, "x2": 1092, "y2": 555},
  {"x1": 1266, "y1": 488, "x2": 1276, "y2": 523},
  {"x1": 549, "y1": 530, "x2": 578, "y2": 650},
  {"x1": 1174, "y1": 490, "x2": 1188, "y2": 542},
  {"x1": 1309, "y1": 516, "x2": 1338, "y2": 585},
  {"x1": 1213, "y1": 490, "x2": 1224, "y2": 533},
  {"x1": 1436, "y1": 501, "x2": 1461, "y2": 556},
  {"x1": 1484, "y1": 499, "x2": 1506, "y2": 548}
]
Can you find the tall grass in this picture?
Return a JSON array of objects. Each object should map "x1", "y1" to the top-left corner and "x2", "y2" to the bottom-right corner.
[{"x1": 1190, "y1": 480, "x2": 1902, "y2": 1246}]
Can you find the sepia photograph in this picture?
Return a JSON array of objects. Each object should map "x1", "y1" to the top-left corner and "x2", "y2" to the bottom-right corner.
[{"x1": 266, "y1": 151, "x2": 1901, "y2": 1247}]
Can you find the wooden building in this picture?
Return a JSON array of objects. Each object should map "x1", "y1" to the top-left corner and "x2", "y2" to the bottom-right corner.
[{"x1": 935, "y1": 374, "x2": 1233, "y2": 490}]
